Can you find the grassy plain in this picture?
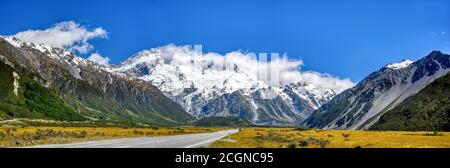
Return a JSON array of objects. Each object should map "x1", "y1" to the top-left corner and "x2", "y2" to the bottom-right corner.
[
  {"x1": 211, "y1": 128, "x2": 450, "y2": 148},
  {"x1": 0, "y1": 126, "x2": 222, "y2": 147}
]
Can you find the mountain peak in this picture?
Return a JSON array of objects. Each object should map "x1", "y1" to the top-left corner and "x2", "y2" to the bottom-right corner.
[
  {"x1": 385, "y1": 59, "x2": 413, "y2": 70},
  {"x1": 429, "y1": 50, "x2": 443, "y2": 55}
]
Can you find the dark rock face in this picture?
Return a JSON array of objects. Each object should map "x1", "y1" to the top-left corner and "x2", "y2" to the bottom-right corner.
[
  {"x1": 283, "y1": 86, "x2": 314, "y2": 117},
  {"x1": 132, "y1": 63, "x2": 150, "y2": 76},
  {"x1": 412, "y1": 51, "x2": 450, "y2": 83},
  {"x1": 201, "y1": 91, "x2": 254, "y2": 120}
]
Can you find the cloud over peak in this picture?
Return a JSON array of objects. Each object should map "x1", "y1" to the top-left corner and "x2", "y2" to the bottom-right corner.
[
  {"x1": 11, "y1": 21, "x2": 107, "y2": 54},
  {"x1": 122, "y1": 44, "x2": 355, "y2": 94},
  {"x1": 87, "y1": 52, "x2": 110, "y2": 66}
]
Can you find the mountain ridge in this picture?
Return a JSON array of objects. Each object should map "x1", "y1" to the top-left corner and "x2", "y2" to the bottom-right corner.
[
  {"x1": 304, "y1": 51, "x2": 450, "y2": 130},
  {"x1": 0, "y1": 36, "x2": 193, "y2": 126}
]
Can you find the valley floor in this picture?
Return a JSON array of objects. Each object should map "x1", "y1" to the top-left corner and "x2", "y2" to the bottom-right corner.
[
  {"x1": 0, "y1": 126, "x2": 223, "y2": 147},
  {"x1": 211, "y1": 128, "x2": 450, "y2": 148},
  {"x1": 2, "y1": 126, "x2": 449, "y2": 148}
]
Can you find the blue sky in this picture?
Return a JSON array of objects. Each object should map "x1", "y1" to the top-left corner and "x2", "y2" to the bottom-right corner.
[{"x1": 0, "y1": 0, "x2": 449, "y2": 81}]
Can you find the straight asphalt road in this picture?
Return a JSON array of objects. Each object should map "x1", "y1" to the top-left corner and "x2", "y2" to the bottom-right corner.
[{"x1": 26, "y1": 129, "x2": 239, "y2": 148}]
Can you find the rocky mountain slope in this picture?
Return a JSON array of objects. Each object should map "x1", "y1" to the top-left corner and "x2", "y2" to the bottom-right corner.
[
  {"x1": 0, "y1": 37, "x2": 193, "y2": 125},
  {"x1": 304, "y1": 51, "x2": 450, "y2": 130},
  {"x1": 370, "y1": 72, "x2": 449, "y2": 131}
]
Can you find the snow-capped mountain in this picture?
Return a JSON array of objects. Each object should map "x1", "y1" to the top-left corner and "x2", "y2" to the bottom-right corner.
[
  {"x1": 304, "y1": 51, "x2": 450, "y2": 129},
  {"x1": 112, "y1": 45, "x2": 352, "y2": 125},
  {"x1": 0, "y1": 36, "x2": 192, "y2": 125},
  {"x1": 3, "y1": 36, "x2": 87, "y2": 80}
]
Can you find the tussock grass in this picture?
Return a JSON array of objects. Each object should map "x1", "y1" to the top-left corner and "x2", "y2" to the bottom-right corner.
[
  {"x1": 211, "y1": 128, "x2": 450, "y2": 148},
  {"x1": 0, "y1": 126, "x2": 222, "y2": 147}
]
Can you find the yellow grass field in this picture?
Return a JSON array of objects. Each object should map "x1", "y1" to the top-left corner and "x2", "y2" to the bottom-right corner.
[
  {"x1": 211, "y1": 128, "x2": 450, "y2": 148},
  {"x1": 0, "y1": 126, "x2": 222, "y2": 147}
]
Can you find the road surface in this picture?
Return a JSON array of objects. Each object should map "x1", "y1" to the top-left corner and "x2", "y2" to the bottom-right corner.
[{"x1": 26, "y1": 129, "x2": 238, "y2": 148}]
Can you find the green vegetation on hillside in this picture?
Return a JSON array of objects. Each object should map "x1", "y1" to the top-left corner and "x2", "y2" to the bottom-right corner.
[
  {"x1": 371, "y1": 73, "x2": 450, "y2": 131},
  {"x1": 0, "y1": 61, "x2": 86, "y2": 121}
]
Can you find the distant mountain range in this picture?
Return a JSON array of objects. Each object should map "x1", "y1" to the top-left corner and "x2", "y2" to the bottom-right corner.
[
  {"x1": 0, "y1": 36, "x2": 448, "y2": 130},
  {"x1": 111, "y1": 46, "x2": 342, "y2": 125}
]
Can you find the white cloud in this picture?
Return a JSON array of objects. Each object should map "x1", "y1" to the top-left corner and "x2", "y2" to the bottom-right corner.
[
  {"x1": 87, "y1": 52, "x2": 110, "y2": 66},
  {"x1": 11, "y1": 21, "x2": 107, "y2": 54}
]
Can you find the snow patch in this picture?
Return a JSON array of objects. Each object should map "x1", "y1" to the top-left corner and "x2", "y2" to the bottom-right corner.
[
  {"x1": 386, "y1": 60, "x2": 413, "y2": 70},
  {"x1": 12, "y1": 71, "x2": 20, "y2": 96},
  {"x1": 2, "y1": 36, "x2": 23, "y2": 48}
]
